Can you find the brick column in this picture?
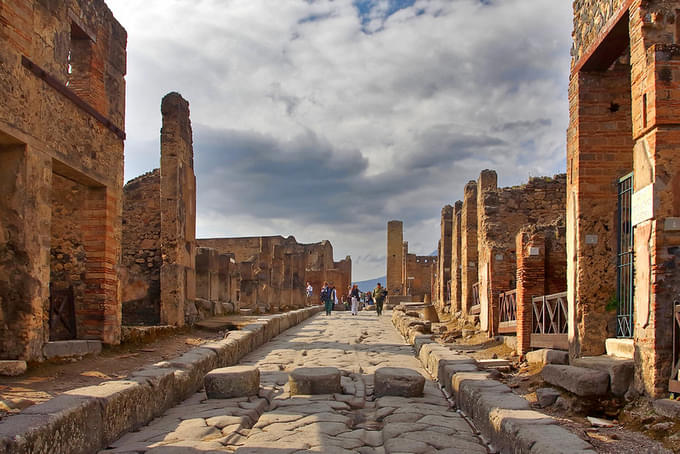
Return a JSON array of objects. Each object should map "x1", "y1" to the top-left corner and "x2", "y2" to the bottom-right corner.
[
  {"x1": 451, "y1": 201, "x2": 463, "y2": 312},
  {"x1": 461, "y1": 181, "x2": 478, "y2": 316},
  {"x1": 516, "y1": 230, "x2": 546, "y2": 356}
]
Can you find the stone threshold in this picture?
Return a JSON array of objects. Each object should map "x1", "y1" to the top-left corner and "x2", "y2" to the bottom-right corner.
[
  {"x1": 392, "y1": 309, "x2": 596, "y2": 454},
  {"x1": 0, "y1": 306, "x2": 322, "y2": 454}
]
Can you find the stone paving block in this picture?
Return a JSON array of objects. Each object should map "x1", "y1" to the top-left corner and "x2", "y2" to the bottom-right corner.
[
  {"x1": 525, "y1": 349, "x2": 569, "y2": 366},
  {"x1": 199, "y1": 339, "x2": 238, "y2": 368},
  {"x1": 43, "y1": 340, "x2": 102, "y2": 359},
  {"x1": 374, "y1": 367, "x2": 425, "y2": 397},
  {"x1": 515, "y1": 423, "x2": 596, "y2": 453},
  {"x1": 535, "y1": 388, "x2": 561, "y2": 408},
  {"x1": 572, "y1": 356, "x2": 634, "y2": 396},
  {"x1": 412, "y1": 335, "x2": 434, "y2": 354},
  {"x1": 205, "y1": 366, "x2": 260, "y2": 399},
  {"x1": 289, "y1": 367, "x2": 342, "y2": 395},
  {"x1": 0, "y1": 360, "x2": 27, "y2": 376},
  {"x1": 542, "y1": 365, "x2": 609, "y2": 397},
  {"x1": 129, "y1": 367, "x2": 178, "y2": 416}
]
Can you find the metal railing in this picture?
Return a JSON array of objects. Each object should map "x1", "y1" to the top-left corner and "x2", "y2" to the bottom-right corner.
[
  {"x1": 470, "y1": 282, "x2": 481, "y2": 314},
  {"x1": 532, "y1": 291, "x2": 568, "y2": 335},
  {"x1": 617, "y1": 172, "x2": 634, "y2": 338},
  {"x1": 499, "y1": 289, "x2": 517, "y2": 334}
]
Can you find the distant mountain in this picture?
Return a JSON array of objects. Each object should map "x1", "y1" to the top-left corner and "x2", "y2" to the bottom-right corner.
[{"x1": 355, "y1": 276, "x2": 386, "y2": 293}]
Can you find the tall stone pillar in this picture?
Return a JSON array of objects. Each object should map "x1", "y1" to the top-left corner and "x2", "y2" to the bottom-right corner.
[
  {"x1": 438, "y1": 205, "x2": 453, "y2": 306},
  {"x1": 461, "y1": 181, "x2": 478, "y2": 316},
  {"x1": 160, "y1": 92, "x2": 197, "y2": 326},
  {"x1": 451, "y1": 201, "x2": 463, "y2": 312},
  {"x1": 387, "y1": 220, "x2": 404, "y2": 296}
]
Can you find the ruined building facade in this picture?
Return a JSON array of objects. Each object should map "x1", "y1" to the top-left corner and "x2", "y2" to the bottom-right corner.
[
  {"x1": 569, "y1": 0, "x2": 680, "y2": 397},
  {"x1": 386, "y1": 221, "x2": 436, "y2": 304},
  {"x1": 0, "y1": 0, "x2": 126, "y2": 362}
]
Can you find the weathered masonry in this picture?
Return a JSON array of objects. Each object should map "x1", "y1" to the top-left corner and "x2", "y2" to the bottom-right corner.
[
  {"x1": 385, "y1": 220, "x2": 437, "y2": 304},
  {"x1": 0, "y1": 0, "x2": 126, "y2": 362},
  {"x1": 568, "y1": 0, "x2": 680, "y2": 397}
]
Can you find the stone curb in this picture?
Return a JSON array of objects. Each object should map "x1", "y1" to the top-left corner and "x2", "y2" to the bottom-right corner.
[
  {"x1": 391, "y1": 310, "x2": 596, "y2": 454},
  {"x1": 0, "y1": 306, "x2": 322, "y2": 454}
]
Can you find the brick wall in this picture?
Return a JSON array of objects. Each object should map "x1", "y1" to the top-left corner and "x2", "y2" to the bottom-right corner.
[
  {"x1": 477, "y1": 170, "x2": 566, "y2": 335},
  {"x1": 386, "y1": 220, "x2": 404, "y2": 296},
  {"x1": 450, "y1": 201, "x2": 463, "y2": 312},
  {"x1": 438, "y1": 205, "x2": 453, "y2": 307},
  {"x1": 461, "y1": 181, "x2": 478, "y2": 316}
]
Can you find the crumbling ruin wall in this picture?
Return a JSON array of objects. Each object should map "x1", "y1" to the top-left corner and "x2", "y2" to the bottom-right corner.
[
  {"x1": 405, "y1": 254, "x2": 436, "y2": 302},
  {"x1": 0, "y1": 0, "x2": 126, "y2": 360},
  {"x1": 476, "y1": 170, "x2": 566, "y2": 335},
  {"x1": 571, "y1": 0, "x2": 630, "y2": 68},
  {"x1": 160, "y1": 93, "x2": 197, "y2": 327},
  {"x1": 120, "y1": 170, "x2": 161, "y2": 325}
]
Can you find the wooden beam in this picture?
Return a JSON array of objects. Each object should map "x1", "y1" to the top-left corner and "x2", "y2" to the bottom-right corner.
[{"x1": 530, "y1": 334, "x2": 568, "y2": 351}]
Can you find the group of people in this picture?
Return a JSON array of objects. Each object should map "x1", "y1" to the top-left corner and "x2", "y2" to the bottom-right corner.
[{"x1": 309, "y1": 281, "x2": 388, "y2": 316}]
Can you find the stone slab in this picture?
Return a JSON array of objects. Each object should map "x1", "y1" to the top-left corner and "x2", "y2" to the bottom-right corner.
[
  {"x1": 43, "y1": 340, "x2": 102, "y2": 359},
  {"x1": 204, "y1": 366, "x2": 260, "y2": 399},
  {"x1": 0, "y1": 360, "x2": 27, "y2": 376},
  {"x1": 374, "y1": 367, "x2": 425, "y2": 397},
  {"x1": 605, "y1": 338, "x2": 634, "y2": 359},
  {"x1": 654, "y1": 399, "x2": 680, "y2": 419},
  {"x1": 542, "y1": 365, "x2": 609, "y2": 396},
  {"x1": 526, "y1": 349, "x2": 569, "y2": 366},
  {"x1": 289, "y1": 367, "x2": 341, "y2": 395}
]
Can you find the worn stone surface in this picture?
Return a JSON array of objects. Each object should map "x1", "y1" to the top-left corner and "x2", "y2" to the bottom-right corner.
[
  {"x1": 572, "y1": 356, "x2": 634, "y2": 396},
  {"x1": 103, "y1": 311, "x2": 487, "y2": 453},
  {"x1": 43, "y1": 340, "x2": 102, "y2": 359},
  {"x1": 535, "y1": 388, "x2": 561, "y2": 408},
  {"x1": 205, "y1": 366, "x2": 260, "y2": 399},
  {"x1": 542, "y1": 365, "x2": 609, "y2": 397},
  {"x1": 653, "y1": 399, "x2": 680, "y2": 419}
]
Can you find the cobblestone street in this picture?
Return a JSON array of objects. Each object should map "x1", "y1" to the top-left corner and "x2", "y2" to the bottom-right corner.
[{"x1": 104, "y1": 311, "x2": 488, "y2": 453}]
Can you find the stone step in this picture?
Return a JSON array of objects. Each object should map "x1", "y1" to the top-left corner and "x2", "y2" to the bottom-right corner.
[
  {"x1": 0, "y1": 360, "x2": 27, "y2": 377},
  {"x1": 605, "y1": 338, "x2": 634, "y2": 359},
  {"x1": 204, "y1": 366, "x2": 260, "y2": 399},
  {"x1": 43, "y1": 340, "x2": 101, "y2": 360},
  {"x1": 374, "y1": 367, "x2": 425, "y2": 397},
  {"x1": 542, "y1": 364, "x2": 609, "y2": 396},
  {"x1": 476, "y1": 358, "x2": 512, "y2": 369},
  {"x1": 289, "y1": 367, "x2": 341, "y2": 395},
  {"x1": 571, "y1": 355, "x2": 634, "y2": 397}
]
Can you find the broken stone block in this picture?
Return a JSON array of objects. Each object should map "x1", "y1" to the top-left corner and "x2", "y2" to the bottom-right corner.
[
  {"x1": 535, "y1": 388, "x2": 561, "y2": 408},
  {"x1": 204, "y1": 366, "x2": 260, "y2": 399},
  {"x1": 572, "y1": 356, "x2": 634, "y2": 397},
  {"x1": 653, "y1": 399, "x2": 680, "y2": 419},
  {"x1": 374, "y1": 367, "x2": 425, "y2": 397},
  {"x1": 289, "y1": 367, "x2": 341, "y2": 395},
  {"x1": 0, "y1": 360, "x2": 27, "y2": 376},
  {"x1": 542, "y1": 365, "x2": 609, "y2": 397},
  {"x1": 526, "y1": 349, "x2": 569, "y2": 366}
]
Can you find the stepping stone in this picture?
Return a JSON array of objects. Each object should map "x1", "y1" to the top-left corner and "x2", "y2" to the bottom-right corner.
[
  {"x1": 289, "y1": 367, "x2": 341, "y2": 395},
  {"x1": 204, "y1": 366, "x2": 260, "y2": 399},
  {"x1": 542, "y1": 365, "x2": 609, "y2": 396},
  {"x1": 374, "y1": 367, "x2": 425, "y2": 397},
  {"x1": 0, "y1": 360, "x2": 27, "y2": 376}
]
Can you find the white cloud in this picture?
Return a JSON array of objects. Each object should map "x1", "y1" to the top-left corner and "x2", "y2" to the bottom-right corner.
[{"x1": 107, "y1": 0, "x2": 573, "y2": 280}]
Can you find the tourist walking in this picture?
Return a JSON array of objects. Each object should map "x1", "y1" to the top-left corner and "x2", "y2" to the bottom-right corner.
[
  {"x1": 372, "y1": 282, "x2": 387, "y2": 316},
  {"x1": 349, "y1": 284, "x2": 360, "y2": 315},
  {"x1": 305, "y1": 282, "x2": 313, "y2": 306},
  {"x1": 321, "y1": 282, "x2": 333, "y2": 315}
]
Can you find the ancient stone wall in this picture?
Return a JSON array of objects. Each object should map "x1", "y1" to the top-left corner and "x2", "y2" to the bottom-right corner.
[
  {"x1": 120, "y1": 170, "x2": 161, "y2": 325},
  {"x1": 160, "y1": 93, "x2": 197, "y2": 327},
  {"x1": 386, "y1": 221, "x2": 404, "y2": 296},
  {"x1": 477, "y1": 170, "x2": 566, "y2": 334},
  {"x1": 0, "y1": 0, "x2": 126, "y2": 360},
  {"x1": 405, "y1": 255, "x2": 436, "y2": 302},
  {"x1": 572, "y1": 0, "x2": 630, "y2": 67}
]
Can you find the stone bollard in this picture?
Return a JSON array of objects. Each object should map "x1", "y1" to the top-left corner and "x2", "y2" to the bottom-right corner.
[
  {"x1": 204, "y1": 366, "x2": 260, "y2": 399},
  {"x1": 289, "y1": 367, "x2": 341, "y2": 395},
  {"x1": 374, "y1": 367, "x2": 425, "y2": 397}
]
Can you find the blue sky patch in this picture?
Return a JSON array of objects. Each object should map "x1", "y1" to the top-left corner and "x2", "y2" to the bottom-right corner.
[{"x1": 354, "y1": 0, "x2": 417, "y2": 26}]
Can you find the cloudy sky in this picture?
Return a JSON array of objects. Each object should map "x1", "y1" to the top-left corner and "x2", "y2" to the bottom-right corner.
[{"x1": 106, "y1": 0, "x2": 573, "y2": 281}]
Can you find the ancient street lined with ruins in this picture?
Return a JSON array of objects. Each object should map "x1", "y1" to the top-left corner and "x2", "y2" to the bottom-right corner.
[{"x1": 2, "y1": 0, "x2": 680, "y2": 453}]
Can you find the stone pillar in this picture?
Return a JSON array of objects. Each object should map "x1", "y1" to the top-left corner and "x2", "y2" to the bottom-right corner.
[
  {"x1": 160, "y1": 92, "x2": 197, "y2": 326},
  {"x1": 387, "y1": 220, "x2": 404, "y2": 296},
  {"x1": 461, "y1": 181, "x2": 478, "y2": 316},
  {"x1": 438, "y1": 205, "x2": 453, "y2": 307},
  {"x1": 516, "y1": 230, "x2": 546, "y2": 356},
  {"x1": 401, "y1": 241, "x2": 408, "y2": 296},
  {"x1": 451, "y1": 201, "x2": 463, "y2": 312},
  {"x1": 567, "y1": 60, "x2": 632, "y2": 358},
  {"x1": 628, "y1": 7, "x2": 680, "y2": 396}
]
